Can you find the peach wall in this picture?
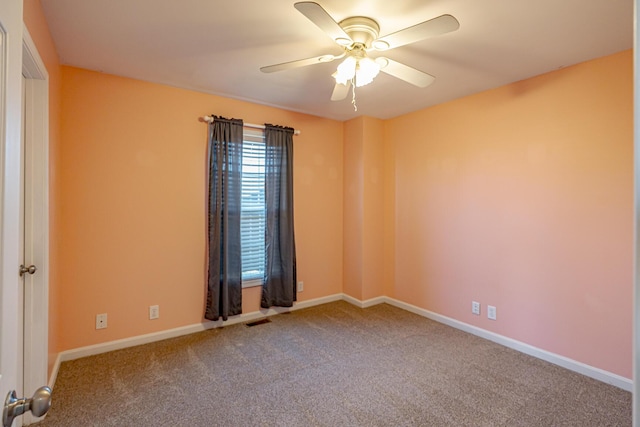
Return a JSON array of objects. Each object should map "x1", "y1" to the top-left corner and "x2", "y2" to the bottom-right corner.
[
  {"x1": 343, "y1": 118, "x2": 364, "y2": 300},
  {"x1": 382, "y1": 122, "x2": 396, "y2": 297},
  {"x1": 342, "y1": 116, "x2": 386, "y2": 301},
  {"x1": 23, "y1": 0, "x2": 62, "y2": 376},
  {"x1": 388, "y1": 50, "x2": 633, "y2": 378},
  {"x1": 57, "y1": 66, "x2": 343, "y2": 350},
  {"x1": 361, "y1": 117, "x2": 385, "y2": 300}
]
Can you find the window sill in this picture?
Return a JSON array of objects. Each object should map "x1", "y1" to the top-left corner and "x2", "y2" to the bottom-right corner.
[{"x1": 242, "y1": 278, "x2": 263, "y2": 289}]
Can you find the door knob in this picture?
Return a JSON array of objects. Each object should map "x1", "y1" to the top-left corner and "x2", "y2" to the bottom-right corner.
[
  {"x1": 19, "y1": 264, "x2": 37, "y2": 277},
  {"x1": 3, "y1": 386, "x2": 52, "y2": 427}
]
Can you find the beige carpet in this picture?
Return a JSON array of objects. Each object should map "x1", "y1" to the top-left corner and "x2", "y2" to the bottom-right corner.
[{"x1": 38, "y1": 301, "x2": 631, "y2": 426}]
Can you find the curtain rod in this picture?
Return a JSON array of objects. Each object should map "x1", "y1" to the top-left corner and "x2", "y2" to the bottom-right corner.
[{"x1": 202, "y1": 116, "x2": 301, "y2": 136}]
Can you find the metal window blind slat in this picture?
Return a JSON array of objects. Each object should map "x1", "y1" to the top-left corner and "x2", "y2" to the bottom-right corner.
[{"x1": 241, "y1": 129, "x2": 266, "y2": 283}]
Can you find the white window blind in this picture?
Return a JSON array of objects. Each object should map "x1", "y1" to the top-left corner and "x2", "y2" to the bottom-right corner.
[{"x1": 241, "y1": 128, "x2": 266, "y2": 287}]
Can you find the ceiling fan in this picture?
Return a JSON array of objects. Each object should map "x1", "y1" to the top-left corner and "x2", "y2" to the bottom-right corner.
[{"x1": 260, "y1": 2, "x2": 460, "y2": 107}]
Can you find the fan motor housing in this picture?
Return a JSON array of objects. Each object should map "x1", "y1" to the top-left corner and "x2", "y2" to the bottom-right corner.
[{"x1": 338, "y1": 16, "x2": 380, "y2": 48}]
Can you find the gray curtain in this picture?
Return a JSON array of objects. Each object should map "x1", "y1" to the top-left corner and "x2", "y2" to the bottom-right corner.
[
  {"x1": 205, "y1": 116, "x2": 243, "y2": 321},
  {"x1": 261, "y1": 124, "x2": 297, "y2": 308}
]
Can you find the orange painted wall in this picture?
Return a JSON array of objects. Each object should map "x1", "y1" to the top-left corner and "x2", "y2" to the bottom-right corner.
[
  {"x1": 343, "y1": 118, "x2": 364, "y2": 300},
  {"x1": 387, "y1": 50, "x2": 633, "y2": 378},
  {"x1": 382, "y1": 122, "x2": 396, "y2": 298},
  {"x1": 23, "y1": 0, "x2": 62, "y2": 376},
  {"x1": 342, "y1": 116, "x2": 386, "y2": 302},
  {"x1": 57, "y1": 66, "x2": 343, "y2": 350},
  {"x1": 361, "y1": 116, "x2": 385, "y2": 300}
]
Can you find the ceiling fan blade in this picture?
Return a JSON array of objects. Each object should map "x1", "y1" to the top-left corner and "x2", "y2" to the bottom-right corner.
[
  {"x1": 331, "y1": 81, "x2": 350, "y2": 101},
  {"x1": 260, "y1": 54, "x2": 339, "y2": 73},
  {"x1": 373, "y1": 14, "x2": 459, "y2": 50},
  {"x1": 294, "y1": 2, "x2": 353, "y2": 46},
  {"x1": 377, "y1": 58, "x2": 435, "y2": 88}
]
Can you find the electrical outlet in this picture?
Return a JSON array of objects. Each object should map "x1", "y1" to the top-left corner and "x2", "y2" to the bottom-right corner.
[
  {"x1": 149, "y1": 305, "x2": 160, "y2": 320},
  {"x1": 488, "y1": 305, "x2": 497, "y2": 320},
  {"x1": 471, "y1": 301, "x2": 480, "y2": 315},
  {"x1": 96, "y1": 313, "x2": 107, "y2": 329},
  {"x1": 297, "y1": 281, "x2": 304, "y2": 292}
]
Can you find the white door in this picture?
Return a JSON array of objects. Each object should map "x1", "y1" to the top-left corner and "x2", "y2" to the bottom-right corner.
[
  {"x1": 0, "y1": 0, "x2": 28, "y2": 424},
  {"x1": 0, "y1": 2, "x2": 50, "y2": 427},
  {"x1": 20, "y1": 28, "x2": 50, "y2": 426}
]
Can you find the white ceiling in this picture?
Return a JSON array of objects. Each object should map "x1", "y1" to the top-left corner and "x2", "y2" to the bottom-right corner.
[{"x1": 40, "y1": 0, "x2": 633, "y2": 121}]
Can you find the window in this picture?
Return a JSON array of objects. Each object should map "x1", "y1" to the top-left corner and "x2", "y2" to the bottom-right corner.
[{"x1": 241, "y1": 128, "x2": 266, "y2": 287}]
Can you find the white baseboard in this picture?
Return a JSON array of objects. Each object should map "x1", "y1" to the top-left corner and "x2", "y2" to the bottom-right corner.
[
  {"x1": 49, "y1": 292, "x2": 632, "y2": 393},
  {"x1": 341, "y1": 294, "x2": 386, "y2": 308},
  {"x1": 48, "y1": 293, "x2": 343, "y2": 387},
  {"x1": 378, "y1": 297, "x2": 633, "y2": 392}
]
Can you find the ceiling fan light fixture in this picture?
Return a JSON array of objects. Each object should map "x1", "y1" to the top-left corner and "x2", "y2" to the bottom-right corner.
[
  {"x1": 334, "y1": 55, "x2": 381, "y2": 88},
  {"x1": 271, "y1": 2, "x2": 458, "y2": 110},
  {"x1": 355, "y1": 57, "x2": 380, "y2": 87},
  {"x1": 334, "y1": 56, "x2": 356, "y2": 85}
]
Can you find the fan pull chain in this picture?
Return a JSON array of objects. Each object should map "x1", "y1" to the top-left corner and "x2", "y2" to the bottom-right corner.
[{"x1": 351, "y1": 77, "x2": 357, "y2": 111}]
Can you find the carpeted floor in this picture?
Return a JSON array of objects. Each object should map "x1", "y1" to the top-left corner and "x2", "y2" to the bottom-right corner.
[{"x1": 37, "y1": 301, "x2": 631, "y2": 426}]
